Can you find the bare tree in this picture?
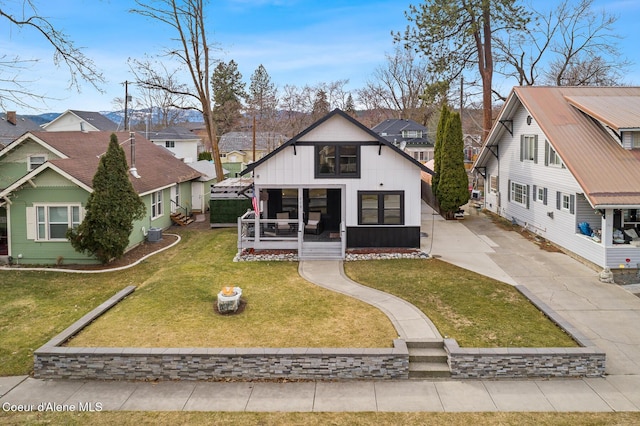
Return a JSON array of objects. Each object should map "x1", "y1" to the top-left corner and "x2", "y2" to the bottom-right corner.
[
  {"x1": 0, "y1": 0, "x2": 105, "y2": 110},
  {"x1": 495, "y1": 0, "x2": 629, "y2": 92},
  {"x1": 356, "y1": 46, "x2": 435, "y2": 124},
  {"x1": 131, "y1": 0, "x2": 224, "y2": 181},
  {"x1": 128, "y1": 58, "x2": 191, "y2": 128}
]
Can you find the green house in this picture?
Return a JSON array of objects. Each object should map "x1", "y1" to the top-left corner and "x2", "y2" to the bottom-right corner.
[{"x1": 0, "y1": 131, "x2": 201, "y2": 265}]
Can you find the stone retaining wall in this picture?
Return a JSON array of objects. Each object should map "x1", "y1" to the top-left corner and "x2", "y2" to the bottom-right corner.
[
  {"x1": 444, "y1": 285, "x2": 606, "y2": 379},
  {"x1": 33, "y1": 286, "x2": 409, "y2": 381}
]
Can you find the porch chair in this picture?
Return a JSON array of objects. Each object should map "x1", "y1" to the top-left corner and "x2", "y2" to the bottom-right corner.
[
  {"x1": 305, "y1": 211, "x2": 323, "y2": 235},
  {"x1": 624, "y1": 228, "x2": 640, "y2": 247},
  {"x1": 276, "y1": 212, "x2": 291, "y2": 235}
]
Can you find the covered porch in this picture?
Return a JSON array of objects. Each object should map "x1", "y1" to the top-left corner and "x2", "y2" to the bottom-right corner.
[{"x1": 237, "y1": 186, "x2": 345, "y2": 260}]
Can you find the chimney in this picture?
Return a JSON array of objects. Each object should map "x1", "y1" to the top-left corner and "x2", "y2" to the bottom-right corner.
[{"x1": 6, "y1": 111, "x2": 16, "y2": 125}]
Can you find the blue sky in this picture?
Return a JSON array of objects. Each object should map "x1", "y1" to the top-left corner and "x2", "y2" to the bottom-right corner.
[{"x1": 3, "y1": 0, "x2": 640, "y2": 114}]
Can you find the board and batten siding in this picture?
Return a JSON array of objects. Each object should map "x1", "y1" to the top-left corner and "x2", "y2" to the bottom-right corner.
[{"x1": 252, "y1": 115, "x2": 423, "y2": 228}]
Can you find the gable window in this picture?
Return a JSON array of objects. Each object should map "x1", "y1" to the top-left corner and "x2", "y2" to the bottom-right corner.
[
  {"x1": 358, "y1": 191, "x2": 404, "y2": 225},
  {"x1": 35, "y1": 205, "x2": 81, "y2": 241},
  {"x1": 315, "y1": 144, "x2": 360, "y2": 178},
  {"x1": 165, "y1": 141, "x2": 175, "y2": 148},
  {"x1": 28, "y1": 155, "x2": 46, "y2": 171},
  {"x1": 509, "y1": 181, "x2": 529, "y2": 208},
  {"x1": 544, "y1": 140, "x2": 563, "y2": 167},
  {"x1": 520, "y1": 135, "x2": 538, "y2": 163},
  {"x1": 151, "y1": 190, "x2": 163, "y2": 219}
]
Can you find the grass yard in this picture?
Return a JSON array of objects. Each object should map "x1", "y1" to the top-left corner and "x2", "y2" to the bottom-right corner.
[
  {"x1": 1, "y1": 225, "x2": 577, "y2": 377},
  {"x1": 0, "y1": 229, "x2": 395, "y2": 376},
  {"x1": 345, "y1": 258, "x2": 577, "y2": 348}
]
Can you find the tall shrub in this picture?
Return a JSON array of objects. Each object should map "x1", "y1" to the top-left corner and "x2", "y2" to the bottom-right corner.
[
  {"x1": 432, "y1": 104, "x2": 449, "y2": 200},
  {"x1": 68, "y1": 133, "x2": 146, "y2": 263},
  {"x1": 437, "y1": 111, "x2": 469, "y2": 217}
]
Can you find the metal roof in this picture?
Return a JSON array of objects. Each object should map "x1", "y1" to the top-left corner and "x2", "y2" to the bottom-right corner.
[{"x1": 477, "y1": 86, "x2": 640, "y2": 208}]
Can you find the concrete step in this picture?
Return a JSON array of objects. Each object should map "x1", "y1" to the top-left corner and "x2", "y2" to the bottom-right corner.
[
  {"x1": 408, "y1": 347, "x2": 448, "y2": 363},
  {"x1": 408, "y1": 362, "x2": 451, "y2": 378},
  {"x1": 406, "y1": 339, "x2": 450, "y2": 378}
]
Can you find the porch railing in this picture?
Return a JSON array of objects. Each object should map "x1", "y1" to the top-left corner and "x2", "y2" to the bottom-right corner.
[{"x1": 238, "y1": 210, "x2": 300, "y2": 252}]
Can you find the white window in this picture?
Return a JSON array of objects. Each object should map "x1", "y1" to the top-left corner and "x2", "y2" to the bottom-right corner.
[
  {"x1": 510, "y1": 181, "x2": 528, "y2": 208},
  {"x1": 537, "y1": 187, "x2": 545, "y2": 202},
  {"x1": 562, "y1": 194, "x2": 571, "y2": 211},
  {"x1": 633, "y1": 132, "x2": 640, "y2": 148},
  {"x1": 165, "y1": 141, "x2": 175, "y2": 148},
  {"x1": 36, "y1": 205, "x2": 81, "y2": 241},
  {"x1": 151, "y1": 190, "x2": 163, "y2": 219},
  {"x1": 521, "y1": 135, "x2": 537, "y2": 162},
  {"x1": 28, "y1": 155, "x2": 46, "y2": 171},
  {"x1": 402, "y1": 130, "x2": 422, "y2": 138}
]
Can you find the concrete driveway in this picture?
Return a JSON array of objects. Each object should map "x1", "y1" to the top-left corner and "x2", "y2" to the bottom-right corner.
[{"x1": 422, "y1": 203, "x2": 640, "y2": 376}]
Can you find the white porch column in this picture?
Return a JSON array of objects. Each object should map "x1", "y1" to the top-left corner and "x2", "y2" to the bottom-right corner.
[{"x1": 601, "y1": 209, "x2": 613, "y2": 248}]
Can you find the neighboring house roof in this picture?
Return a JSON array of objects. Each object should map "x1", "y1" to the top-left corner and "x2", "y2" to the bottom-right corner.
[
  {"x1": 242, "y1": 109, "x2": 434, "y2": 175},
  {"x1": 219, "y1": 132, "x2": 286, "y2": 153},
  {"x1": 476, "y1": 86, "x2": 640, "y2": 208},
  {"x1": 187, "y1": 160, "x2": 228, "y2": 182},
  {"x1": 0, "y1": 131, "x2": 201, "y2": 197},
  {"x1": 148, "y1": 126, "x2": 201, "y2": 141},
  {"x1": 371, "y1": 118, "x2": 433, "y2": 146},
  {"x1": 42, "y1": 110, "x2": 119, "y2": 132},
  {"x1": 0, "y1": 112, "x2": 40, "y2": 147}
]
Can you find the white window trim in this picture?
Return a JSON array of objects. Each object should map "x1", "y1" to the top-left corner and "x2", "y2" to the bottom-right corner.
[
  {"x1": 510, "y1": 181, "x2": 528, "y2": 208},
  {"x1": 537, "y1": 187, "x2": 545, "y2": 202},
  {"x1": 561, "y1": 194, "x2": 571, "y2": 211},
  {"x1": 522, "y1": 135, "x2": 537, "y2": 162},
  {"x1": 32, "y1": 203, "x2": 82, "y2": 241},
  {"x1": 151, "y1": 190, "x2": 164, "y2": 219},
  {"x1": 28, "y1": 154, "x2": 47, "y2": 171},
  {"x1": 489, "y1": 175, "x2": 498, "y2": 193}
]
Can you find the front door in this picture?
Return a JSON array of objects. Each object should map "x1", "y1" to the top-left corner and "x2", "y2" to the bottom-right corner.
[{"x1": 302, "y1": 188, "x2": 342, "y2": 241}]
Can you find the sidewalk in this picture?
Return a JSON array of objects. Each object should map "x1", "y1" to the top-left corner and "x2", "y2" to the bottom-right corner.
[{"x1": 3, "y1": 202, "x2": 640, "y2": 412}]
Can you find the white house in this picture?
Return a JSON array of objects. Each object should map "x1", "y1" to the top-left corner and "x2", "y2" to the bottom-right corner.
[
  {"x1": 42, "y1": 110, "x2": 119, "y2": 132},
  {"x1": 474, "y1": 86, "x2": 640, "y2": 270},
  {"x1": 237, "y1": 109, "x2": 433, "y2": 260},
  {"x1": 148, "y1": 126, "x2": 202, "y2": 163}
]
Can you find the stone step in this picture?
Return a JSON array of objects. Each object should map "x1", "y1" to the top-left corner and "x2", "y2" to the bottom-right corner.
[
  {"x1": 408, "y1": 362, "x2": 451, "y2": 378},
  {"x1": 405, "y1": 338, "x2": 446, "y2": 349},
  {"x1": 408, "y1": 347, "x2": 448, "y2": 363}
]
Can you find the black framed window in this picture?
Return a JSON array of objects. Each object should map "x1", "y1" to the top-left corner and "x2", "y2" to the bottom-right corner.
[
  {"x1": 315, "y1": 144, "x2": 360, "y2": 178},
  {"x1": 358, "y1": 191, "x2": 404, "y2": 225}
]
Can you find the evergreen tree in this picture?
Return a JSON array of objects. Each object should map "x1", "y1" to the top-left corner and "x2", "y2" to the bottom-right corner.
[
  {"x1": 345, "y1": 93, "x2": 357, "y2": 117},
  {"x1": 211, "y1": 60, "x2": 246, "y2": 135},
  {"x1": 432, "y1": 104, "x2": 449, "y2": 200},
  {"x1": 311, "y1": 89, "x2": 330, "y2": 121},
  {"x1": 247, "y1": 64, "x2": 278, "y2": 124},
  {"x1": 68, "y1": 134, "x2": 146, "y2": 264},
  {"x1": 436, "y1": 111, "x2": 469, "y2": 217}
]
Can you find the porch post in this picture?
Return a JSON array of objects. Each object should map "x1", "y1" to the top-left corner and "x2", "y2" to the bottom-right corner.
[
  {"x1": 298, "y1": 187, "x2": 303, "y2": 255},
  {"x1": 601, "y1": 209, "x2": 613, "y2": 248}
]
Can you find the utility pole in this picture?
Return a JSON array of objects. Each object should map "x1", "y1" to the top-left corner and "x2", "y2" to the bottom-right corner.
[{"x1": 124, "y1": 81, "x2": 129, "y2": 131}]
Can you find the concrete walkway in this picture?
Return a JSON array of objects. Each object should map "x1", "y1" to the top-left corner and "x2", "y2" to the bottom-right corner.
[
  {"x1": 298, "y1": 260, "x2": 441, "y2": 339},
  {"x1": 3, "y1": 201, "x2": 640, "y2": 412}
]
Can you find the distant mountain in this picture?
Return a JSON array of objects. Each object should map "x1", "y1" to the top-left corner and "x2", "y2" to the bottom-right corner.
[
  {"x1": 24, "y1": 113, "x2": 59, "y2": 126},
  {"x1": 24, "y1": 109, "x2": 205, "y2": 129}
]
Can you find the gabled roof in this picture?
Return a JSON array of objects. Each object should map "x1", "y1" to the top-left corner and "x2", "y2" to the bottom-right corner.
[
  {"x1": 1, "y1": 131, "x2": 201, "y2": 197},
  {"x1": 371, "y1": 118, "x2": 432, "y2": 146},
  {"x1": 219, "y1": 131, "x2": 286, "y2": 152},
  {"x1": 148, "y1": 126, "x2": 201, "y2": 141},
  {"x1": 0, "y1": 112, "x2": 41, "y2": 146},
  {"x1": 242, "y1": 109, "x2": 434, "y2": 175},
  {"x1": 42, "y1": 110, "x2": 118, "y2": 131},
  {"x1": 476, "y1": 86, "x2": 640, "y2": 207}
]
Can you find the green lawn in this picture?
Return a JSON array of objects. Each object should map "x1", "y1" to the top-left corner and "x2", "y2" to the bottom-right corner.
[
  {"x1": 1, "y1": 226, "x2": 575, "y2": 377},
  {"x1": 345, "y1": 259, "x2": 577, "y2": 348}
]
